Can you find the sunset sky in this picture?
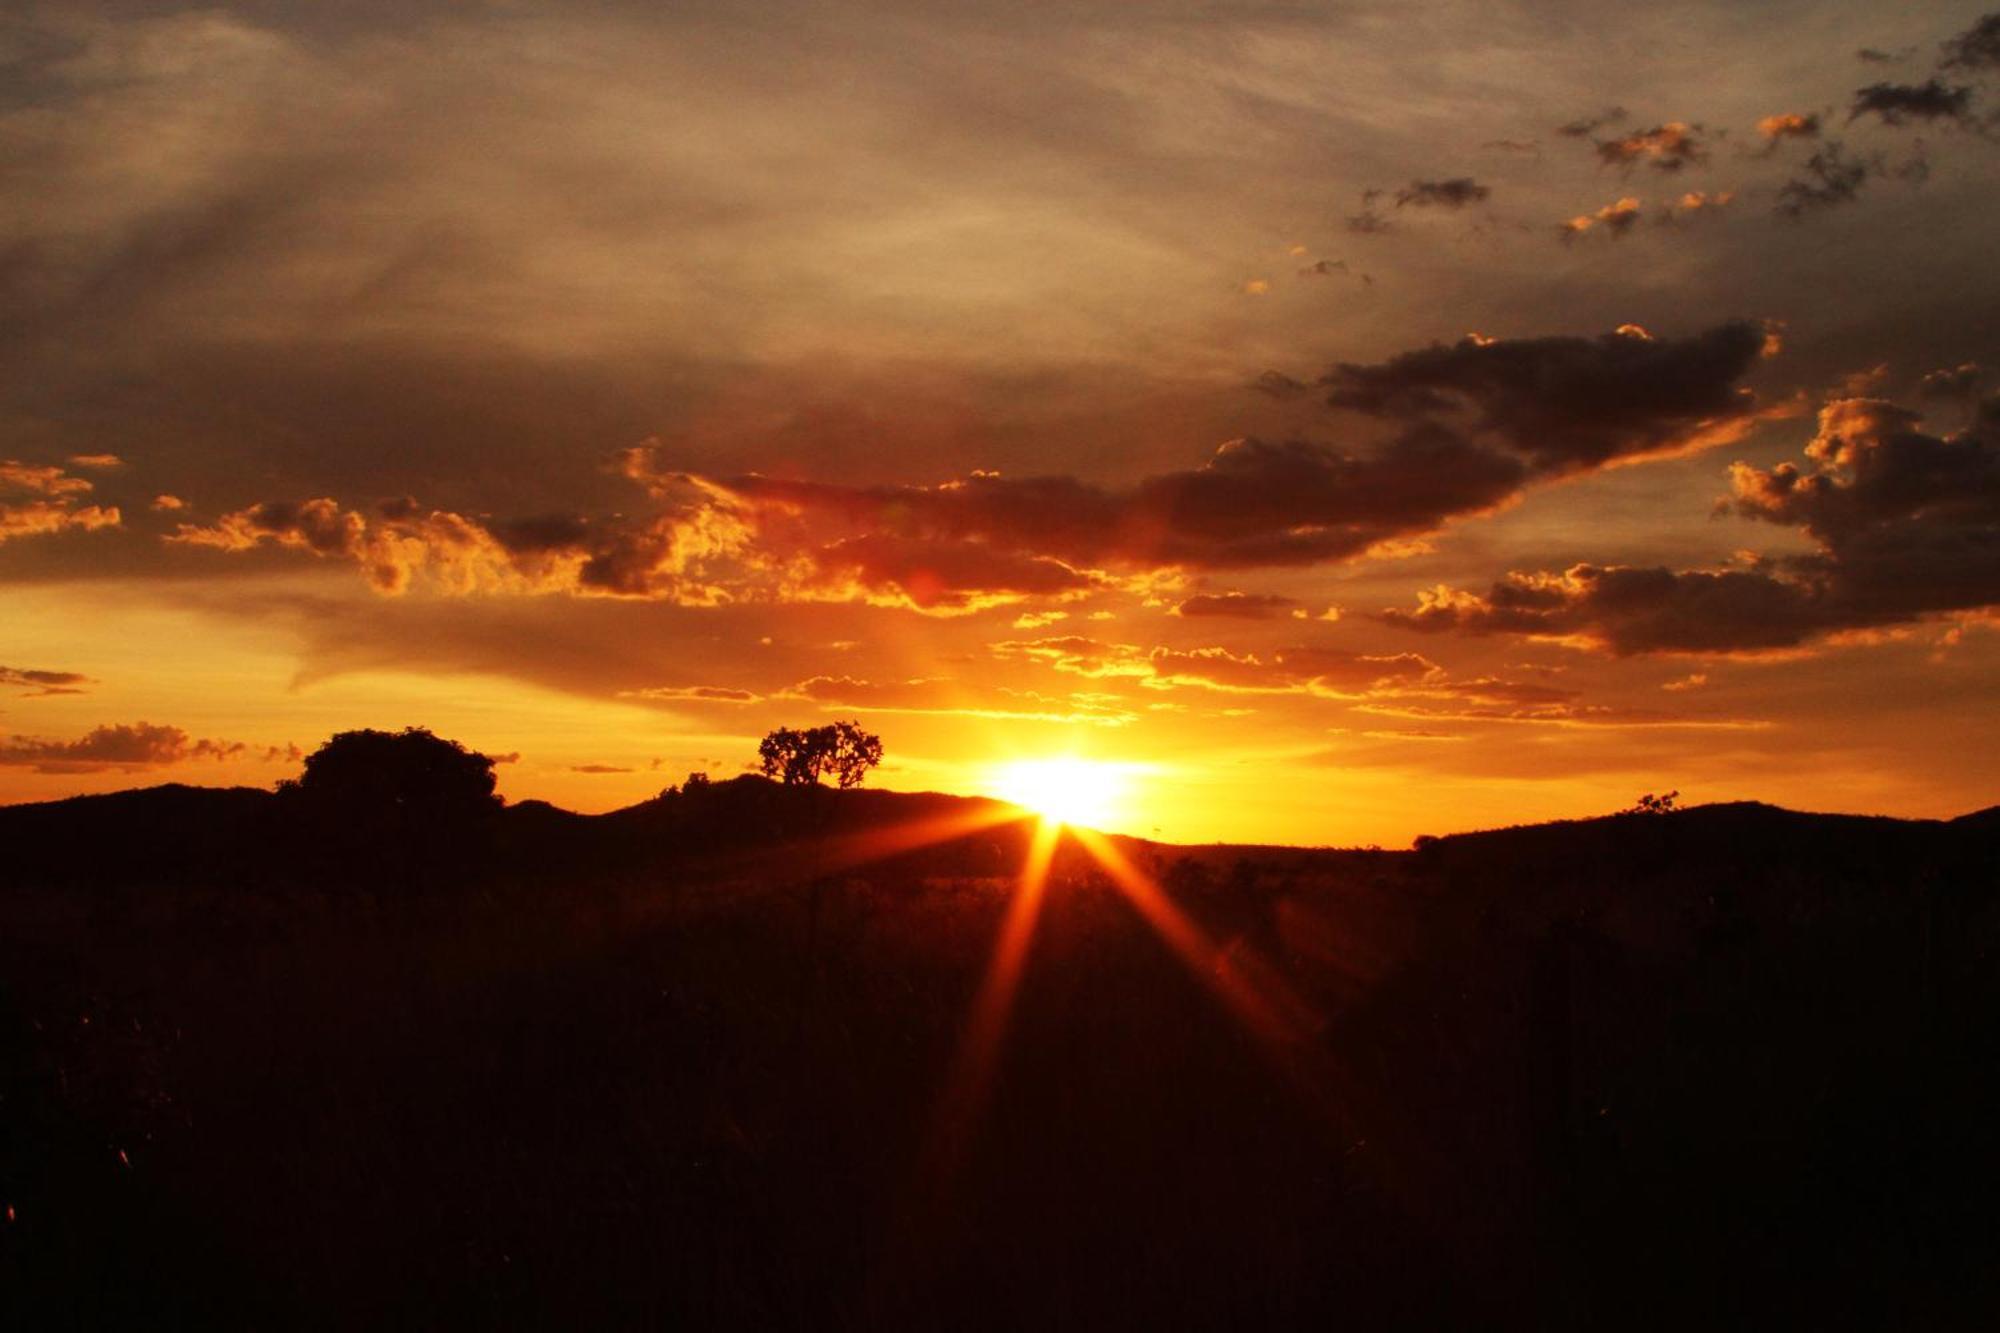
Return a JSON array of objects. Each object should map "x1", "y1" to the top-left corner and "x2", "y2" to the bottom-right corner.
[{"x1": 2, "y1": 0, "x2": 1996, "y2": 844}]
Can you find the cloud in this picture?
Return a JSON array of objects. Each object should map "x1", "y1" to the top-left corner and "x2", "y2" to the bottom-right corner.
[
  {"x1": 1775, "y1": 142, "x2": 1870, "y2": 216},
  {"x1": 0, "y1": 721, "x2": 246, "y2": 773},
  {"x1": 1855, "y1": 48, "x2": 1903, "y2": 65},
  {"x1": 1942, "y1": 13, "x2": 2000, "y2": 71},
  {"x1": 783, "y1": 673, "x2": 1135, "y2": 724},
  {"x1": 990, "y1": 634, "x2": 1436, "y2": 695},
  {"x1": 1351, "y1": 687, "x2": 1761, "y2": 729},
  {"x1": 170, "y1": 487, "x2": 755, "y2": 603},
  {"x1": 1321, "y1": 320, "x2": 1779, "y2": 476},
  {"x1": 1386, "y1": 392, "x2": 2000, "y2": 654},
  {"x1": 710, "y1": 322, "x2": 1781, "y2": 588},
  {"x1": 1393, "y1": 178, "x2": 1490, "y2": 209},
  {"x1": 1556, "y1": 106, "x2": 1626, "y2": 137},
  {"x1": 1920, "y1": 363, "x2": 1983, "y2": 401},
  {"x1": 1848, "y1": 80, "x2": 1974, "y2": 127},
  {"x1": 1596, "y1": 123, "x2": 1706, "y2": 171},
  {"x1": 798, "y1": 533, "x2": 1101, "y2": 611},
  {"x1": 1383, "y1": 564, "x2": 1838, "y2": 655},
  {"x1": 1174, "y1": 592, "x2": 1300, "y2": 619},
  {"x1": 168, "y1": 324, "x2": 1781, "y2": 611},
  {"x1": 570, "y1": 763, "x2": 634, "y2": 774},
  {"x1": 1756, "y1": 112, "x2": 1821, "y2": 142},
  {"x1": 1560, "y1": 196, "x2": 1643, "y2": 238},
  {"x1": 1480, "y1": 139, "x2": 1539, "y2": 154},
  {"x1": 0, "y1": 665, "x2": 94, "y2": 696},
  {"x1": 1344, "y1": 208, "x2": 1391, "y2": 234},
  {"x1": 1725, "y1": 396, "x2": 2000, "y2": 615},
  {"x1": 1665, "y1": 191, "x2": 1734, "y2": 219},
  {"x1": 0, "y1": 459, "x2": 122, "y2": 546},
  {"x1": 623, "y1": 684, "x2": 763, "y2": 703},
  {"x1": 987, "y1": 632, "x2": 1723, "y2": 727},
  {"x1": 720, "y1": 431, "x2": 1533, "y2": 573},
  {"x1": 1835, "y1": 363, "x2": 1891, "y2": 396},
  {"x1": 1252, "y1": 370, "x2": 1313, "y2": 398}
]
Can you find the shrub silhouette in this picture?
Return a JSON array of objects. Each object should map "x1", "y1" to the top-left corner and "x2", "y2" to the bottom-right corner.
[
  {"x1": 288, "y1": 727, "x2": 502, "y2": 820},
  {"x1": 1626, "y1": 790, "x2": 1681, "y2": 815},
  {"x1": 757, "y1": 721, "x2": 883, "y2": 789}
]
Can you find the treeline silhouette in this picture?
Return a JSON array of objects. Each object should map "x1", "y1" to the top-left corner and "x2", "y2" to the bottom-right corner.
[{"x1": 0, "y1": 731, "x2": 1995, "y2": 1328}]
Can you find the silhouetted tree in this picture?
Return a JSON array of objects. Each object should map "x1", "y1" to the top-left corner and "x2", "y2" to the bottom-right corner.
[
  {"x1": 1626, "y1": 791, "x2": 1681, "y2": 815},
  {"x1": 288, "y1": 727, "x2": 502, "y2": 820},
  {"x1": 757, "y1": 722, "x2": 883, "y2": 789}
]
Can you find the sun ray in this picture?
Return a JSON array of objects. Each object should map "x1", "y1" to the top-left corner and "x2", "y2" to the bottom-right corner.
[
  {"x1": 874, "y1": 816, "x2": 1062, "y2": 1311},
  {"x1": 922, "y1": 817, "x2": 1062, "y2": 1173},
  {"x1": 702, "y1": 802, "x2": 1030, "y2": 887},
  {"x1": 1070, "y1": 826, "x2": 1318, "y2": 1060}
]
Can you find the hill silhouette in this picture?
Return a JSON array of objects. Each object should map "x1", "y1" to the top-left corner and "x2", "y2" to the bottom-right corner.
[{"x1": 1, "y1": 775, "x2": 1995, "y2": 1328}]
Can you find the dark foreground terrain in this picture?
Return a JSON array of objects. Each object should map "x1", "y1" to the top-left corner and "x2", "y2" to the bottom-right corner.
[{"x1": 2, "y1": 779, "x2": 1996, "y2": 1328}]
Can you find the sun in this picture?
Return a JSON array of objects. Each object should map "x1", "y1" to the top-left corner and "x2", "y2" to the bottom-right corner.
[{"x1": 988, "y1": 757, "x2": 1131, "y2": 829}]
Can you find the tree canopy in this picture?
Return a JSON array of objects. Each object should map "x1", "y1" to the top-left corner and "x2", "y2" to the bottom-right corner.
[
  {"x1": 757, "y1": 722, "x2": 883, "y2": 789},
  {"x1": 290, "y1": 727, "x2": 502, "y2": 819}
]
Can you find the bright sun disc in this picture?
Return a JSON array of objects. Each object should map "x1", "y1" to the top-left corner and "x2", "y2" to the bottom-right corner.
[{"x1": 989, "y1": 757, "x2": 1129, "y2": 829}]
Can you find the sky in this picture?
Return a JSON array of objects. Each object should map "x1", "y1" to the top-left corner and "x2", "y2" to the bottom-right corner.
[{"x1": 2, "y1": 0, "x2": 1996, "y2": 844}]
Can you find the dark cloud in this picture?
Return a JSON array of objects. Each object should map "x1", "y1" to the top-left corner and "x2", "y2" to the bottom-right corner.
[
  {"x1": 1393, "y1": 178, "x2": 1490, "y2": 209},
  {"x1": 1479, "y1": 139, "x2": 1539, "y2": 154},
  {"x1": 1386, "y1": 393, "x2": 2000, "y2": 654},
  {"x1": 722, "y1": 430, "x2": 1532, "y2": 573},
  {"x1": 570, "y1": 763, "x2": 634, "y2": 774},
  {"x1": 1848, "y1": 80, "x2": 1974, "y2": 127},
  {"x1": 1322, "y1": 321, "x2": 1776, "y2": 475},
  {"x1": 1383, "y1": 563, "x2": 1839, "y2": 655},
  {"x1": 701, "y1": 323, "x2": 1780, "y2": 583},
  {"x1": 1252, "y1": 369, "x2": 1312, "y2": 398},
  {"x1": 1855, "y1": 48, "x2": 1903, "y2": 65},
  {"x1": 1344, "y1": 209, "x2": 1391, "y2": 235},
  {"x1": 1556, "y1": 107, "x2": 1626, "y2": 138},
  {"x1": 0, "y1": 665, "x2": 93, "y2": 696},
  {"x1": 1297, "y1": 259, "x2": 1349, "y2": 278},
  {"x1": 1726, "y1": 396, "x2": 2000, "y2": 620},
  {"x1": 1920, "y1": 363, "x2": 1983, "y2": 401},
  {"x1": 1595, "y1": 123, "x2": 1706, "y2": 171},
  {"x1": 0, "y1": 722, "x2": 245, "y2": 773},
  {"x1": 1175, "y1": 592, "x2": 1300, "y2": 619},
  {"x1": 1941, "y1": 14, "x2": 2000, "y2": 71},
  {"x1": 1775, "y1": 141, "x2": 1870, "y2": 217}
]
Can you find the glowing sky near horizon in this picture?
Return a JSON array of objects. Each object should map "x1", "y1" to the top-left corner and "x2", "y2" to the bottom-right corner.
[{"x1": 0, "y1": 0, "x2": 1995, "y2": 844}]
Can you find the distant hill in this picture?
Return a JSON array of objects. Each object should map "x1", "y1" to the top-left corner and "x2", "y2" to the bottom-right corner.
[{"x1": 0, "y1": 778, "x2": 1989, "y2": 892}]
